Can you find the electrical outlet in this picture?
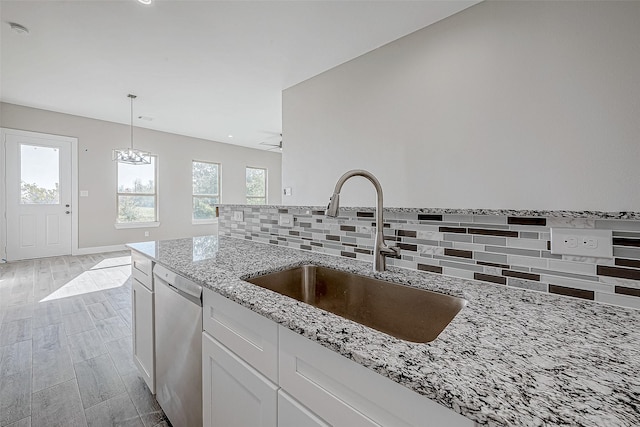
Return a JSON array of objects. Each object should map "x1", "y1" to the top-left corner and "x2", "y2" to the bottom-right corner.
[
  {"x1": 563, "y1": 236, "x2": 578, "y2": 248},
  {"x1": 233, "y1": 211, "x2": 244, "y2": 221},
  {"x1": 550, "y1": 228, "x2": 612, "y2": 258},
  {"x1": 279, "y1": 213, "x2": 294, "y2": 227},
  {"x1": 144, "y1": 231, "x2": 150, "y2": 237},
  {"x1": 283, "y1": 187, "x2": 292, "y2": 196}
]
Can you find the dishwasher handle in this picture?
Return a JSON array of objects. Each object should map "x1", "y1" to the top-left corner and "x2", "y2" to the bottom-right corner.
[{"x1": 153, "y1": 264, "x2": 202, "y2": 301}]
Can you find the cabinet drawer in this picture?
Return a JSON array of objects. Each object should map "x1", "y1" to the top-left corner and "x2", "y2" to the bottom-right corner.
[
  {"x1": 279, "y1": 326, "x2": 473, "y2": 427},
  {"x1": 131, "y1": 251, "x2": 153, "y2": 290},
  {"x1": 203, "y1": 288, "x2": 278, "y2": 383}
]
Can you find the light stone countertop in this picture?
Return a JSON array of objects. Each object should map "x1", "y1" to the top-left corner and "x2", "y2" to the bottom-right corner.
[
  {"x1": 128, "y1": 236, "x2": 640, "y2": 427},
  {"x1": 218, "y1": 204, "x2": 640, "y2": 219}
]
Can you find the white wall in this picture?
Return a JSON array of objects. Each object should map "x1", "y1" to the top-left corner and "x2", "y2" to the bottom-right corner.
[
  {"x1": 282, "y1": 1, "x2": 640, "y2": 211},
  {"x1": 1, "y1": 102, "x2": 282, "y2": 252}
]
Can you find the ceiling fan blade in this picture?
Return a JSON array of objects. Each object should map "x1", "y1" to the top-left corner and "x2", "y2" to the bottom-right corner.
[
  {"x1": 259, "y1": 141, "x2": 280, "y2": 147},
  {"x1": 259, "y1": 132, "x2": 281, "y2": 142},
  {"x1": 259, "y1": 132, "x2": 282, "y2": 150}
]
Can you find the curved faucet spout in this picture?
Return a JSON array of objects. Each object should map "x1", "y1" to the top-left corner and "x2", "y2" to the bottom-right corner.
[
  {"x1": 325, "y1": 169, "x2": 398, "y2": 272},
  {"x1": 327, "y1": 170, "x2": 382, "y2": 217}
]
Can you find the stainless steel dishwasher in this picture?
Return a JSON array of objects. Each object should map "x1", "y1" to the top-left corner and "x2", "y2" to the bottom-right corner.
[{"x1": 153, "y1": 264, "x2": 202, "y2": 427}]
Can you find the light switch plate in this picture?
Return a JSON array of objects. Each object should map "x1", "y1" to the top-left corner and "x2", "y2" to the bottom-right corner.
[
  {"x1": 550, "y1": 228, "x2": 612, "y2": 258},
  {"x1": 80, "y1": 190, "x2": 89, "y2": 197},
  {"x1": 283, "y1": 187, "x2": 292, "y2": 196},
  {"x1": 279, "y1": 213, "x2": 294, "y2": 227},
  {"x1": 233, "y1": 211, "x2": 244, "y2": 221}
]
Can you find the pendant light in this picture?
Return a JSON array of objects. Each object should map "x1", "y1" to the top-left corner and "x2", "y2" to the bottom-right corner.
[{"x1": 112, "y1": 94, "x2": 151, "y2": 165}]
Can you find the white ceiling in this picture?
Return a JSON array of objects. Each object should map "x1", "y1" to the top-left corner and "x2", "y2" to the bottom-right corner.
[{"x1": 0, "y1": 0, "x2": 478, "y2": 150}]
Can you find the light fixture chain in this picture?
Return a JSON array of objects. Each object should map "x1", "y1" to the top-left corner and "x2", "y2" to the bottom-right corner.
[{"x1": 129, "y1": 94, "x2": 137, "y2": 150}]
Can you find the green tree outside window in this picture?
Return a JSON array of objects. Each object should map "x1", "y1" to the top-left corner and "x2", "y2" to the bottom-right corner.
[
  {"x1": 193, "y1": 161, "x2": 220, "y2": 220},
  {"x1": 246, "y1": 167, "x2": 266, "y2": 205}
]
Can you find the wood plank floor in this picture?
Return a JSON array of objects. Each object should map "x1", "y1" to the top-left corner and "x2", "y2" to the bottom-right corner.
[{"x1": 0, "y1": 252, "x2": 169, "y2": 427}]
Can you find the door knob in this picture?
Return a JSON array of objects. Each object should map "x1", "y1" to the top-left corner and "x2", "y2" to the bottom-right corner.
[
  {"x1": 65, "y1": 204, "x2": 70, "y2": 207},
  {"x1": 65, "y1": 211, "x2": 71, "y2": 214}
]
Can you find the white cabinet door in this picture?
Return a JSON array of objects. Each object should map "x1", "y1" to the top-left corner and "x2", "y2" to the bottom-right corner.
[
  {"x1": 203, "y1": 332, "x2": 278, "y2": 427},
  {"x1": 132, "y1": 278, "x2": 154, "y2": 393},
  {"x1": 278, "y1": 390, "x2": 329, "y2": 427}
]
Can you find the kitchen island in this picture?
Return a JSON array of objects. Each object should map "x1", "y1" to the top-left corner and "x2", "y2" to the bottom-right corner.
[{"x1": 128, "y1": 235, "x2": 640, "y2": 426}]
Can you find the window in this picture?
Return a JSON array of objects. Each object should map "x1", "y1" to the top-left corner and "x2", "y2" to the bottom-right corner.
[
  {"x1": 20, "y1": 144, "x2": 60, "y2": 204},
  {"x1": 116, "y1": 156, "x2": 157, "y2": 224},
  {"x1": 192, "y1": 161, "x2": 220, "y2": 221},
  {"x1": 246, "y1": 167, "x2": 267, "y2": 205}
]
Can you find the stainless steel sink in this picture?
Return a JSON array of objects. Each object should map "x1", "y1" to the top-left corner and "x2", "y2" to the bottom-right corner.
[{"x1": 246, "y1": 265, "x2": 467, "y2": 343}]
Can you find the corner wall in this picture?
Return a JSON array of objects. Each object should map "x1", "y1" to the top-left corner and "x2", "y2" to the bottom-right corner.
[
  {"x1": 1, "y1": 102, "x2": 282, "y2": 251},
  {"x1": 282, "y1": 1, "x2": 640, "y2": 211}
]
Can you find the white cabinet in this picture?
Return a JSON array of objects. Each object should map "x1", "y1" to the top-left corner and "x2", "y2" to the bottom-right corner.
[
  {"x1": 279, "y1": 326, "x2": 474, "y2": 427},
  {"x1": 202, "y1": 289, "x2": 474, "y2": 427},
  {"x1": 202, "y1": 288, "x2": 279, "y2": 427},
  {"x1": 203, "y1": 332, "x2": 278, "y2": 427},
  {"x1": 131, "y1": 251, "x2": 155, "y2": 394},
  {"x1": 132, "y1": 278, "x2": 155, "y2": 393},
  {"x1": 202, "y1": 288, "x2": 278, "y2": 382},
  {"x1": 131, "y1": 251, "x2": 153, "y2": 287},
  {"x1": 278, "y1": 390, "x2": 329, "y2": 427}
]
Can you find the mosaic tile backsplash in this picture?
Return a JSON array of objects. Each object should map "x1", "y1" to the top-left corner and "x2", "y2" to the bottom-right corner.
[{"x1": 217, "y1": 205, "x2": 640, "y2": 310}]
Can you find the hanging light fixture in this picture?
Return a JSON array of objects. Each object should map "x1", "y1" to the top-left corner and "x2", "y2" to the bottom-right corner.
[{"x1": 112, "y1": 94, "x2": 151, "y2": 165}]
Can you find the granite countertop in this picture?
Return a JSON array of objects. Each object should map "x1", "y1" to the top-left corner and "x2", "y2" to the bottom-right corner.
[
  {"x1": 128, "y1": 236, "x2": 640, "y2": 427},
  {"x1": 219, "y1": 204, "x2": 640, "y2": 219}
]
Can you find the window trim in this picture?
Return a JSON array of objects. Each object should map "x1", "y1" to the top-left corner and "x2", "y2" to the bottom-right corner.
[
  {"x1": 114, "y1": 221, "x2": 160, "y2": 230},
  {"x1": 115, "y1": 154, "x2": 159, "y2": 225},
  {"x1": 191, "y1": 217, "x2": 218, "y2": 226},
  {"x1": 192, "y1": 160, "x2": 221, "y2": 224},
  {"x1": 245, "y1": 166, "x2": 267, "y2": 205}
]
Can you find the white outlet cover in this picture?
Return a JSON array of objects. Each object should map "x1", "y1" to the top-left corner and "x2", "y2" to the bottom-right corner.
[
  {"x1": 550, "y1": 228, "x2": 612, "y2": 258},
  {"x1": 279, "y1": 213, "x2": 294, "y2": 227},
  {"x1": 80, "y1": 190, "x2": 89, "y2": 197},
  {"x1": 233, "y1": 211, "x2": 244, "y2": 221}
]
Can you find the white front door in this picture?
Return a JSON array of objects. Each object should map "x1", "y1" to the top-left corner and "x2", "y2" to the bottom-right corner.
[{"x1": 4, "y1": 131, "x2": 73, "y2": 261}]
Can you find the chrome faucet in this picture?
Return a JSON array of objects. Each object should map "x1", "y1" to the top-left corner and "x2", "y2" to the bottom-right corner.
[{"x1": 326, "y1": 169, "x2": 400, "y2": 272}]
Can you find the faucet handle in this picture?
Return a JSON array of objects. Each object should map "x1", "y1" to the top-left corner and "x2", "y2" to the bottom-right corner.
[
  {"x1": 390, "y1": 246, "x2": 401, "y2": 258},
  {"x1": 380, "y1": 245, "x2": 401, "y2": 259}
]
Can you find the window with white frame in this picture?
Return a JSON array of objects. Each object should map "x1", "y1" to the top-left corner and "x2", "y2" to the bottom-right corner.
[
  {"x1": 246, "y1": 167, "x2": 267, "y2": 205},
  {"x1": 192, "y1": 161, "x2": 220, "y2": 221},
  {"x1": 116, "y1": 156, "x2": 157, "y2": 223}
]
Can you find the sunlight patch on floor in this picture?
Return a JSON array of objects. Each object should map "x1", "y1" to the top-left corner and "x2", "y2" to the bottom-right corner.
[
  {"x1": 90, "y1": 256, "x2": 131, "y2": 270},
  {"x1": 40, "y1": 264, "x2": 130, "y2": 302}
]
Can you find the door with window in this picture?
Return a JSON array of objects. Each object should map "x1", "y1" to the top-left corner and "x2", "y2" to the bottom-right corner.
[{"x1": 4, "y1": 131, "x2": 73, "y2": 261}]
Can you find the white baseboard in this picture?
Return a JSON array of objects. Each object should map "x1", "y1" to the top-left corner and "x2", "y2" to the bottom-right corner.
[{"x1": 73, "y1": 244, "x2": 127, "y2": 256}]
